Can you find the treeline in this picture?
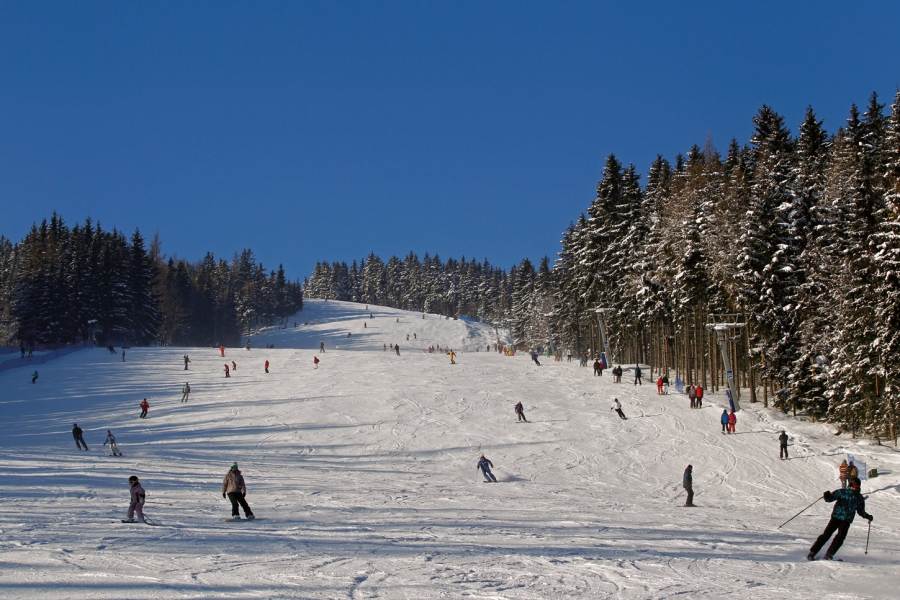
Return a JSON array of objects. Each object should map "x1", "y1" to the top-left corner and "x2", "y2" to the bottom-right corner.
[
  {"x1": 528, "y1": 91, "x2": 900, "y2": 442},
  {"x1": 0, "y1": 214, "x2": 303, "y2": 347}
]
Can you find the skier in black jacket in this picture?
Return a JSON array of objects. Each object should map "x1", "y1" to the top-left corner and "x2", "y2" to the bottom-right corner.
[
  {"x1": 808, "y1": 477, "x2": 872, "y2": 561},
  {"x1": 72, "y1": 423, "x2": 88, "y2": 451}
]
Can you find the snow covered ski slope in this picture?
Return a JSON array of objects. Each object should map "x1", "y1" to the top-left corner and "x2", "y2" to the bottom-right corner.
[{"x1": 1, "y1": 299, "x2": 899, "y2": 599}]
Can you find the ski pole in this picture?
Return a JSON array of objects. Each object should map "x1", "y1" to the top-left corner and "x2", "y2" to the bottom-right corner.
[
  {"x1": 672, "y1": 489, "x2": 685, "y2": 501},
  {"x1": 778, "y1": 496, "x2": 822, "y2": 529},
  {"x1": 865, "y1": 520, "x2": 871, "y2": 554}
]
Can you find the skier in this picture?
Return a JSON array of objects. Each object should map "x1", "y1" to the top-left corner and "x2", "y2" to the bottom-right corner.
[
  {"x1": 104, "y1": 430, "x2": 123, "y2": 456},
  {"x1": 848, "y1": 461, "x2": 859, "y2": 479},
  {"x1": 779, "y1": 429, "x2": 789, "y2": 459},
  {"x1": 319, "y1": 341, "x2": 325, "y2": 352},
  {"x1": 232, "y1": 361, "x2": 237, "y2": 372},
  {"x1": 184, "y1": 355, "x2": 191, "y2": 370},
  {"x1": 477, "y1": 455, "x2": 498, "y2": 482},
  {"x1": 839, "y1": 460, "x2": 850, "y2": 488},
  {"x1": 122, "y1": 349, "x2": 125, "y2": 362},
  {"x1": 123, "y1": 476, "x2": 146, "y2": 523},
  {"x1": 314, "y1": 356, "x2": 320, "y2": 369},
  {"x1": 683, "y1": 465, "x2": 695, "y2": 507},
  {"x1": 695, "y1": 385, "x2": 704, "y2": 408},
  {"x1": 727, "y1": 410, "x2": 737, "y2": 433},
  {"x1": 612, "y1": 398, "x2": 627, "y2": 420},
  {"x1": 220, "y1": 345, "x2": 225, "y2": 357},
  {"x1": 807, "y1": 477, "x2": 873, "y2": 561},
  {"x1": 414, "y1": 333, "x2": 417, "y2": 340},
  {"x1": 657, "y1": 377, "x2": 664, "y2": 395},
  {"x1": 395, "y1": 344, "x2": 400, "y2": 356},
  {"x1": 406, "y1": 334, "x2": 409, "y2": 341},
  {"x1": 139, "y1": 398, "x2": 149, "y2": 418},
  {"x1": 449, "y1": 350, "x2": 456, "y2": 364},
  {"x1": 531, "y1": 352, "x2": 541, "y2": 366},
  {"x1": 72, "y1": 423, "x2": 89, "y2": 451},
  {"x1": 181, "y1": 382, "x2": 191, "y2": 403},
  {"x1": 224, "y1": 364, "x2": 230, "y2": 378},
  {"x1": 107, "y1": 345, "x2": 116, "y2": 354},
  {"x1": 721, "y1": 409, "x2": 729, "y2": 433},
  {"x1": 515, "y1": 401, "x2": 528, "y2": 422},
  {"x1": 593, "y1": 359, "x2": 602, "y2": 376},
  {"x1": 633, "y1": 365, "x2": 642, "y2": 385},
  {"x1": 222, "y1": 462, "x2": 255, "y2": 520},
  {"x1": 689, "y1": 386, "x2": 697, "y2": 408},
  {"x1": 264, "y1": 360, "x2": 269, "y2": 374},
  {"x1": 31, "y1": 370, "x2": 39, "y2": 384},
  {"x1": 246, "y1": 340, "x2": 251, "y2": 350},
  {"x1": 662, "y1": 374, "x2": 669, "y2": 394},
  {"x1": 566, "y1": 350, "x2": 572, "y2": 362}
]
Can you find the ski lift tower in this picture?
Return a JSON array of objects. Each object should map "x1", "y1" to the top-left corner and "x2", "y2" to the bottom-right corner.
[
  {"x1": 594, "y1": 307, "x2": 614, "y2": 368},
  {"x1": 706, "y1": 314, "x2": 745, "y2": 412}
]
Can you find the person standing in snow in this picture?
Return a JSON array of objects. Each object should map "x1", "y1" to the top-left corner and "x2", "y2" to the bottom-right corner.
[
  {"x1": 313, "y1": 356, "x2": 320, "y2": 369},
  {"x1": 778, "y1": 430, "x2": 789, "y2": 459},
  {"x1": 477, "y1": 455, "x2": 497, "y2": 482},
  {"x1": 612, "y1": 398, "x2": 627, "y2": 420},
  {"x1": 727, "y1": 410, "x2": 737, "y2": 433},
  {"x1": 515, "y1": 401, "x2": 528, "y2": 422},
  {"x1": 657, "y1": 377, "x2": 664, "y2": 395},
  {"x1": 662, "y1": 374, "x2": 669, "y2": 394},
  {"x1": 220, "y1": 345, "x2": 225, "y2": 357},
  {"x1": 839, "y1": 460, "x2": 850, "y2": 488},
  {"x1": 633, "y1": 365, "x2": 642, "y2": 385},
  {"x1": 688, "y1": 386, "x2": 697, "y2": 408},
  {"x1": 264, "y1": 360, "x2": 269, "y2": 374},
  {"x1": 123, "y1": 476, "x2": 146, "y2": 523},
  {"x1": 683, "y1": 465, "x2": 695, "y2": 507},
  {"x1": 104, "y1": 430, "x2": 123, "y2": 456},
  {"x1": 184, "y1": 354, "x2": 191, "y2": 370},
  {"x1": 449, "y1": 350, "x2": 456, "y2": 364},
  {"x1": 395, "y1": 344, "x2": 400, "y2": 356},
  {"x1": 531, "y1": 352, "x2": 541, "y2": 366},
  {"x1": 72, "y1": 423, "x2": 89, "y2": 451},
  {"x1": 695, "y1": 385, "x2": 704, "y2": 409},
  {"x1": 231, "y1": 361, "x2": 237, "y2": 372},
  {"x1": 224, "y1": 363, "x2": 230, "y2": 378},
  {"x1": 593, "y1": 359, "x2": 602, "y2": 376},
  {"x1": 139, "y1": 398, "x2": 149, "y2": 418},
  {"x1": 122, "y1": 348, "x2": 125, "y2": 362},
  {"x1": 31, "y1": 370, "x2": 39, "y2": 384},
  {"x1": 721, "y1": 409, "x2": 729, "y2": 434},
  {"x1": 181, "y1": 382, "x2": 191, "y2": 403},
  {"x1": 319, "y1": 341, "x2": 325, "y2": 352},
  {"x1": 807, "y1": 477, "x2": 872, "y2": 561},
  {"x1": 222, "y1": 462, "x2": 255, "y2": 520}
]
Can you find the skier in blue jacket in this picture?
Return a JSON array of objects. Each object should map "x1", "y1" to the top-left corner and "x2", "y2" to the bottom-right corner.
[
  {"x1": 808, "y1": 476, "x2": 872, "y2": 561},
  {"x1": 477, "y1": 455, "x2": 497, "y2": 482},
  {"x1": 720, "y1": 409, "x2": 729, "y2": 434}
]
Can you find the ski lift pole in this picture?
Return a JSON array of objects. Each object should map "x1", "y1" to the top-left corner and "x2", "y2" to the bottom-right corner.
[{"x1": 778, "y1": 496, "x2": 822, "y2": 529}]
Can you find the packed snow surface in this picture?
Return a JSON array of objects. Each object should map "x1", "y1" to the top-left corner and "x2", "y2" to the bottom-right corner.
[{"x1": 2, "y1": 299, "x2": 899, "y2": 599}]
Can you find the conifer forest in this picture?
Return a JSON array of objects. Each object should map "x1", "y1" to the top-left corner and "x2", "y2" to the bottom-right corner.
[{"x1": 3, "y1": 92, "x2": 900, "y2": 441}]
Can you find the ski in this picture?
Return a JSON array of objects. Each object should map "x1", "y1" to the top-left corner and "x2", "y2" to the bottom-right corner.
[
  {"x1": 119, "y1": 520, "x2": 159, "y2": 526},
  {"x1": 219, "y1": 517, "x2": 264, "y2": 522}
]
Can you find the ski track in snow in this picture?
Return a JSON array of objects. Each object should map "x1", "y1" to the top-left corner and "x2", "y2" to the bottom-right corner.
[{"x1": 1, "y1": 298, "x2": 898, "y2": 598}]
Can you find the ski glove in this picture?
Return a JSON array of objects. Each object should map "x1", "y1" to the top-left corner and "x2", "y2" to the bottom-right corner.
[
  {"x1": 867, "y1": 515, "x2": 873, "y2": 522},
  {"x1": 223, "y1": 493, "x2": 226, "y2": 498}
]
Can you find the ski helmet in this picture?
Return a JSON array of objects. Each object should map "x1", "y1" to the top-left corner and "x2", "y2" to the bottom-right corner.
[{"x1": 128, "y1": 476, "x2": 139, "y2": 484}]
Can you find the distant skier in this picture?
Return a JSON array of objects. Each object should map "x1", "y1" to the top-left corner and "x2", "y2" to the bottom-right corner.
[
  {"x1": 449, "y1": 350, "x2": 456, "y2": 364},
  {"x1": 633, "y1": 366, "x2": 642, "y2": 385},
  {"x1": 122, "y1": 349, "x2": 125, "y2": 362},
  {"x1": 313, "y1": 356, "x2": 320, "y2": 369},
  {"x1": 123, "y1": 476, "x2": 145, "y2": 523},
  {"x1": 727, "y1": 410, "x2": 737, "y2": 433},
  {"x1": 184, "y1": 355, "x2": 191, "y2": 370},
  {"x1": 807, "y1": 477, "x2": 872, "y2": 561},
  {"x1": 612, "y1": 398, "x2": 627, "y2": 420},
  {"x1": 406, "y1": 334, "x2": 409, "y2": 341},
  {"x1": 414, "y1": 333, "x2": 417, "y2": 340},
  {"x1": 246, "y1": 340, "x2": 251, "y2": 350},
  {"x1": 395, "y1": 344, "x2": 400, "y2": 356},
  {"x1": 657, "y1": 377, "x2": 664, "y2": 395},
  {"x1": 104, "y1": 430, "x2": 123, "y2": 456},
  {"x1": 139, "y1": 398, "x2": 149, "y2": 418},
  {"x1": 224, "y1": 364, "x2": 230, "y2": 378},
  {"x1": 593, "y1": 359, "x2": 602, "y2": 376},
  {"x1": 515, "y1": 401, "x2": 528, "y2": 422},
  {"x1": 264, "y1": 360, "x2": 269, "y2": 374},
  {"x1": 181, "y1": 382, "x2": 191, "y2": 403},
  {"x1": 720, "y1": 409, "x2": 729, "y2": 434},
  {"x1": 695, "y1": 385, "x2": 704, "y2": 408},
  {"x1": 477, "y1": 455, "x2": 497, "y2": 482},
  {"x1": 72, "y1": 423, "x2": 88, "y2": 451},
  {"x1": 222, "y1": 462, "x2": 255, "y2": 520},
  {"x1": 31, "y1": 370, "x2": 39, "y2": 384},
  {"x1": 531, "y1": 352, "x2": 541, "y2": 366},
  {"x1": 778, "y1": 430, "x2": 789, "y2": 459},
  {"x1": 220, "y1": 345, "x2": 225, "y2": 357},
  {"x1": 683, "y1": 465, "x2": 695, "y2": 507},
  {"x1": 839, "y1": 460, "x2": 850, "y2": 488},
  {"x1": 232, "y1": 361, "x2": 237, "y2": 372},
  {"x1": 689, "y1": 386, "x2": 697, "y2": 408},
  {"x1": 107, "y1": 345, "x2": 116, "y2": 354},
  {"x1": 319, "y1": 341, "x2": 325, "y2": 352},
  {"x1": 662, "y1": 374, "x2": 669, "y2": 394}
]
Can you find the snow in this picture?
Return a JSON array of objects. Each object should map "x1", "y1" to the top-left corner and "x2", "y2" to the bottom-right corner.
[{"x1": 1, "y1": 298, "x2": 899, "y2": 599}]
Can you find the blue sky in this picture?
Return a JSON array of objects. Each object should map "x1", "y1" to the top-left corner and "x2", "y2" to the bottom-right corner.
[{"x1": 2, "y1": 2, "x2": 899, "y2": 281}]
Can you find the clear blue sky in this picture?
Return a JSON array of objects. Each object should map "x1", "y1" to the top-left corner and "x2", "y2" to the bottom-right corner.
[{"x1": 2, "y1": 1, "x2": 899, "y2": 281}]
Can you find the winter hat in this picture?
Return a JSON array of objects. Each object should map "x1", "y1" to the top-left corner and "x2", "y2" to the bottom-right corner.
[
  {"x1": 231, "y1": 462, "x2": 239, "y2": 470},
  {"x1": 849, "y1": 476, "x2": 862, "y2": 488},
  {"x1": 128, "y1": 476, "x2": 139, "y2": 483}
]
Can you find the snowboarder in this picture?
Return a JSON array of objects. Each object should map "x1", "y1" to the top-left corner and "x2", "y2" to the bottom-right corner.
[
  {"x1": 634, "y1": 366, "x2": 642, "y2": 385},
  {"x1": 184, "y1": 355, "x2": 191, "y2": 370},
  {"x1": 727, "y1": 410, "x2": 737, "y2": 433},
  {"x1": 515, "y1": 401, "x2": 528, "y2": 422},
  {"x1": 104, "y1": 430, "x2": 123, "y2": 456},
  {"x1": 220, "y1": 345, "x2": 225, "y2": 357},
  {"x1": 181, "y1": 382, "x2": 191, "y2": 403},
  {"x1": 531, "y1": 352, "x2": 541, "y2": 366},
  {"x1": 314, "y1": 356, "x2": 320, "y2": 369},
  {"x1": 224, "y1": 364, "x2": 230, "y2": 378},
  {"x1": 695, "y1": 385, "x2": 704, "y2": 408},
  {"x1": 222, "y1": 462, "x2": 255, "y2": 520},
  {"x1": 264, "y1": 360, "x2": 269, "y2": 374},
  {"x1": 477, "y1": 455, "x2": 498, "y2": 482},
  {"x1": 683, "y1": 465, "x2": 695, "y2": 507},
  {"x1": 139, "y1": 398, "x2": 149, "y2": 418},
  {"x1": 612, "y1": 398, "x2": 627, "y2": 420},
  {"x1": 807, "y1": 477, "x2": 873, "y2": 561},
  {"x1": 123, "y1": 476, "x2": 146, "y2": 523},
  {"x1": 839, "y1": 460, "x2": 850, "y2": 488},
  {"x1": 721, "y1": 409, "x2": 729, "y2": 434},
  {"x1": 779, "y1": 430, "x2": 789, "y2": 459},
  {"x1": 31, "y1": 370, "x2": 39, "y2": 384},
  {"x1": 72, "y1": 423, "x2": 88, "y2": 451}
]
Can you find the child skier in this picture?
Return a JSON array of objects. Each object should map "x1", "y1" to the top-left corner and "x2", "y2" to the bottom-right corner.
[
  {"x1": 477, "y1": 455, "x2": 498, "y2": 482},
  {"x1": 314, "y1": 356, "x2": 320, "y2": 369},
  {"x1": 720, "y1": 409, "x2": 729, "y2": 434},
  {"x1": 31, "y1": 370, "x2": 39, "y2": 384},
  {"x1": 264, "y1": 360, "x2": 269, "y2": 374},
  {"x1": 104, "y1": 430, "x2": 123, "y2": 456},
  {"x1": 124, "y1": 476, "x2": 146, "y2": 523}
]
